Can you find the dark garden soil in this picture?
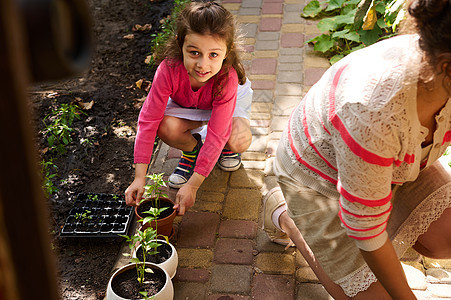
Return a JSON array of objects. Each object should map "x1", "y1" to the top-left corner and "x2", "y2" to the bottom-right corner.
[{"x1": 30, "y1": 0, "x2": 174, "y2": 298}]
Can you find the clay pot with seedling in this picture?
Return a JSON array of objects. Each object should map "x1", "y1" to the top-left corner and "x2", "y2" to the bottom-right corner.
[{"x1": 135, "y1": 173, "x2": 176, "y2": 238}]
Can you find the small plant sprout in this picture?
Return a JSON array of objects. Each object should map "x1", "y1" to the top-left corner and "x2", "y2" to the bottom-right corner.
[
  {"x1": 138, "y1": 291, "x2": 151, "y2": 300},
  {"x1": 112, "y1": 194, "x2": 119, "y2": 201},
  {"x1": 87, "y1": 194, "x2": 99, "y2": 201},
  {"x1": 140, "y1": 173, "x2": 168, "y2": 207},
  {"x1": 75, "y1": 210, "x2": 92, "y2": 223}
]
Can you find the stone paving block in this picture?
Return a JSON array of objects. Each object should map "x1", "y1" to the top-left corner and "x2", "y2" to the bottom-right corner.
[
  {"x1": 197, "y1": 191, "x2": 225, "y2": 203},
  {"x1": 210, "y1": 265, "x2": 253, "y2": 294},
  {"x1": 177, "y1": 248, "x2": 213, "y2": 268},
  {"x1": 279, "y1": 62, "x2": 303, "y2": 71},
  {"x1": 255, "y1": 40, "x2": 280, "y2": 51},
  {"x1": 223, "y1": 188, "x2": 261, "y2": 221},
  {"x1": 275, "y1": 83, "x2": 303, "y2": 96},
  {"x1": 241, "y1": 0, "x2": 264, "y2": 8},
  {"x1": 424, "y1": 258, "x2": 451, "y2": 269},
  {"x1": 296, "y1": 267, "x2": 319, "y2": 283},
  {"x1": 279, "y1": 55, "x2": 303, "y2": 64},
  {"x1": 214, "y1": 238, "x2": 255, "y2": 264},
  {"x1": 201, "y1": 168, "x2": 230, "y2": 192},
  {"x1": 428, "y1": 283, "x2": 451, "y2": 298},
  {"x1": 177, "y1": 211, "x2": 220, "y2": 248},
  {"x1": 251, "y1": 58, "x2": 277, "y2": 74},
  {"x1": 262, "y1": 2, "x2": 283, "y2": 14},
  {"x1": 426, "y1": 268, "x2": 451, "y2": 284},
  {"x1": 239, "y1": 7, "x2": 262, "y2": 15},
  {"x1": 192, "y1": 199, "x2": 223, "y2": 213},
  {"x1": 250, "y1": 118, "x2": 271, "y2": 128},
  {"x1": 402, "y1": 263, "x2": 427, "y2": 290},
  {"x1": 264, "y1": 0, "x2": 284, "y2": 2},
  {"x1": 222, "y1": 0, "x2": 242, "y2": 2},
  {"x1": 222, "y1": 3, "x2": 241, "y2": 11},
  {"x1": 273, "y1": 95, "x2": 299, "y2": 116},
  {"x1": 278, "y1": 70, "x2": 303, "y2": 83},
  {"x1": 257, "y1": 31, "x2": 280, "y2": 41},
  {"x1": 281, "y1": 32, "x2": 305, "y2": 48},
  {"x1": 283, "y1": 12, "x2": 305, "y2": 24},
  {"x1": 241, "y1": 23, "x2": 258, "y2": 38},
  {"x1": 230, "y1": 168, "x2": 264, "y2": 188},
  {"x1": 296, "y1": 283, "x2": 332, "y2": 300},
  {"x1": 168, "y1": 147, "x2": 182, "y2": 158},
  {"x1": 251, "y1": 127, "x2": 271, "y2": 136},
  {"x1": 208, "y1": 295, "x2": 251, "y2": 300},
  {"x1": 304, "y1": 55, "x2": 330, "y2": 69},
  {"x1": 256, "y1": 252, "x2": 296, "y2": 274},
  {"x1": 281, "y1": 23, "x2": 305, "y2": 32},
  {"x1": 284, "y1": 3, "x2": 302, "y2": 11},
  {"x1": 252, "y1": 274, "x2": 295, "y2": 299},
  {"x1": 251, "y1": 80, "x2": 275, "y2": 90},
  {"x1": 253, "y1": 50, "x2": 279, "y2": 58},
  {"x1": 247, "y1": 135, "x2": 268, "y2": 152},
  {"x1": 252, "y1": 102, "x2": 272, "y2": 113},
  {"x1": 237, "y1": 15, "x2": 261, "y2": 24},
  {"x1": 173, "y1": 268, "x2": 210, "y2": 283},
  {"x1": 173, "y1": 282, "x2": 208, "y2": 300},
  {"x1": 242, "y1": 151, "x2": 267, "y2": 161},
  {"x1": 259, "y1": 17, "x2": 282, "y2": 31},
  {"x1": 253, "y1": 90, "x2": 274, "y2": 103},
  {"x1": 305, "y1": 68, "x2": 327, "y2": 86},
  {"x1": 270, "y1": 116, "x2": 289, "y2": 132},
  {"x1": 218, "y1": 220, "x2": 258, "y2": 239},
  {"x1": 280, "y1": 47, "x2": 304, "y2": 55},
  {"x1": 241, "y1": 160, "x2": 267, "y2": 170}
]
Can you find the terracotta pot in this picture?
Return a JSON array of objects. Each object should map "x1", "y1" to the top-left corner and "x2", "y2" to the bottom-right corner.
[
  {"x1": 106, "y1": 262, "x2": 173, "y2": 300},
  {"x1": 135, "y1": 197, "x2": 176, "y2": 238},
  {"x1": 133, "y1": 239, "x2": 178, "y2": 279}
]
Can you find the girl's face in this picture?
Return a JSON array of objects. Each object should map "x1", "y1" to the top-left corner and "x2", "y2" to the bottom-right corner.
[{"x1": 182, "y1": 32, "x2": 228, "y2": 90}]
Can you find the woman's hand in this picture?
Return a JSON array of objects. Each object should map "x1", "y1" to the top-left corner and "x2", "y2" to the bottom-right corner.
[{"x1": 173, "y1": 172, "x2": 205, "y2": 215}]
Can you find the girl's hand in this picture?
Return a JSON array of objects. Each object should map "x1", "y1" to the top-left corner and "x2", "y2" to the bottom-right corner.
[
  {"x1": 174, "y1": 183, "x2": 198, "y2": 215},
  {"x1": 125, "y1": 176, "x2": 146, "y2": 206},
  {"x1": 173, "y1": 172, "x2": 205, "y2": 215}
]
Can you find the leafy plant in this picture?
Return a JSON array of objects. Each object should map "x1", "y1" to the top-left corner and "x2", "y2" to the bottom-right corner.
[
  {"x1": 40, "y1": 159, "x2": 59, "y2": 197},
  {"x1": 121, "y1": 226, "x2": 160, "y2": 285},
  {"x1": 75, "y1": 210, "x2": 92, "y2": 223},
  {"x1": 42, "y1": 102, "x2": 85, "y2": 154},
  {"x1": 87, "y1": 194, "x2": 99, "y2": 201},
  {"x1": 148, "y1": 0, "x2": 190, "y2": 67},
  {"x1": 302, "y1": 0, "x2": 406, "y2": 64},
  {"x1": 139, "y1": 173, "x2": 170, "y2": 232}
]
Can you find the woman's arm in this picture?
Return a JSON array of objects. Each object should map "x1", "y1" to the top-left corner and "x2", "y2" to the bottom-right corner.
[{"x1": 360, "y1": 238, "x2": 416, "y2": 299}]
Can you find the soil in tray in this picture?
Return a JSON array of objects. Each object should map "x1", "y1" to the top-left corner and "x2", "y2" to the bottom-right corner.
[
  {"x1": 136, "y1": 242, "x2": 172, "y2": 264},
  {"x1": 111, "y1": 267, "x2": 166, "y2": 299},
  {"x1": 137, "y1": 200, "x2": 174, "y2": 219}
]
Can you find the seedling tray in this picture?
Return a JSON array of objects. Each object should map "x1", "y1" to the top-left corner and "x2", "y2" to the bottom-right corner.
[{"x1": 61, "y1": 193, "x2": 133, "y2": 238}]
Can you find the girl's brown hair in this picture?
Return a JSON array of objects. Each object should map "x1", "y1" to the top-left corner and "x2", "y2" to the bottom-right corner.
[{"x1": 156, "y1": 1, "x2": 246, "y2": 86}]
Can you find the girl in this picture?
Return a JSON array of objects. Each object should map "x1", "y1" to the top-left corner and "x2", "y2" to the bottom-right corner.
[
  {"x1": 125, "y1": 1, "x2": 252, "y2": 215},
  {"x1": 264, "y1": 0, "x2": 451, "y2": 299}
]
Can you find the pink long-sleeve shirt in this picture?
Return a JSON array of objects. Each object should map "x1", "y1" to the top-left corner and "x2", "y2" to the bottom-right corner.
[{"x1": 134, "y1": 59, "x2": 238, "y2": 177}]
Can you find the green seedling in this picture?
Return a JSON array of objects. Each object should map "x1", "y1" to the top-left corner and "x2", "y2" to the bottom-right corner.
[
  {"x1": 87, "y1": 194, "x2": 99, "y2": 201},
  {"x1": 75, "y1": 210, "x2": 92, "y2": 223}
]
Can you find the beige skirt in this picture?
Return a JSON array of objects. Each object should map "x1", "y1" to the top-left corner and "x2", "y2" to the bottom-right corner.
[{"x1": 276, "y1": 155, "x2": 451, "y2": 297}]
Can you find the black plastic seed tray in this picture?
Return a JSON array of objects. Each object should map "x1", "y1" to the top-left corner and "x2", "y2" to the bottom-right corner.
[{"x1": 61, "y1": 193, "x2": 133, "y2": 237}]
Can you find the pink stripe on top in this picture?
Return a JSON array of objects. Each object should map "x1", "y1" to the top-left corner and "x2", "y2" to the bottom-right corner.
[{"x1": 337, "y1": 181, "x2": 392, "y2": 207}]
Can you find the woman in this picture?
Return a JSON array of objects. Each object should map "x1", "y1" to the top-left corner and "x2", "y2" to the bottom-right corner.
[{"x1": 264, "y1": 0, "x2": 451, "y2": 298}]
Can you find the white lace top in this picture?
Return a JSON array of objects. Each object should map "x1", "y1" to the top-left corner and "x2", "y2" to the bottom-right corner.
[{"x1": 278, "y1": 34, "x2": 451, "y2": 251}]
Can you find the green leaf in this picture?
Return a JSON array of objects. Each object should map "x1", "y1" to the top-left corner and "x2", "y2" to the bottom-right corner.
[
  {"x1": 144, "y1": 268, "x2": 154, "y2": 273},
  {"x1": 344, "y1": 31, "x2": 360, "y2": 42},
  {"x1": 358, "y1": 25, "x2": 382, "y2": 46},
  {"x1": 301, "y1": 0, "x2": 322, "y2": 18},
  {"x1": 330, "y1": 54, "x2": 344, "y2": 65},
  {"x1": 317, "y1": 18, "x2": 339, "y2": 32},
  {"x1": 332, "y1": 29, "x2": 350, "y2": 39},
  {"x1": 326, "y1": 0, "x2": 346, "y2": 11},
  {"x1": 313, "y1": 35, "x2": 334, "y2": 52}
]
